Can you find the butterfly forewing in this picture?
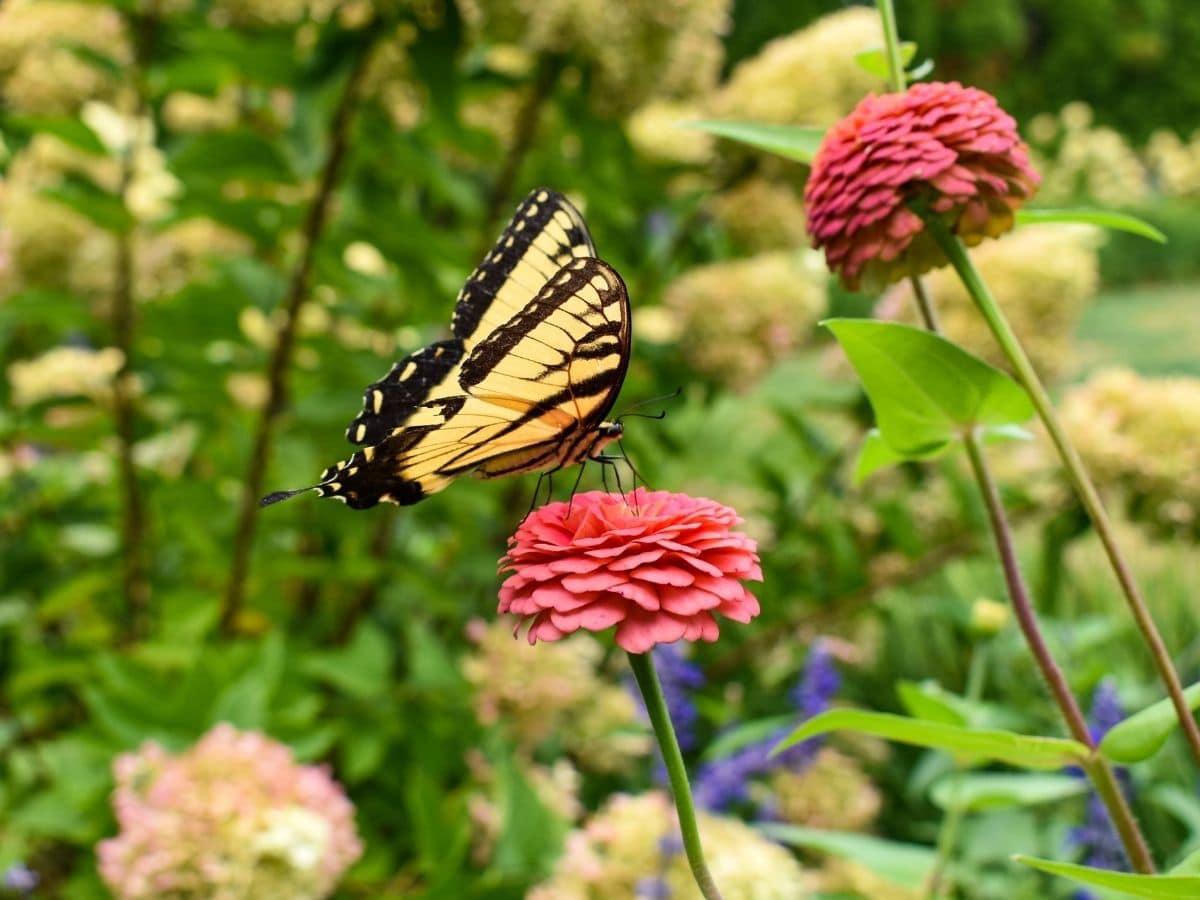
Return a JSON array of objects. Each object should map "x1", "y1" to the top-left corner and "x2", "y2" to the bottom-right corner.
[{"x1": 451, "y1": 189, "x2": 595, "y2": 351}]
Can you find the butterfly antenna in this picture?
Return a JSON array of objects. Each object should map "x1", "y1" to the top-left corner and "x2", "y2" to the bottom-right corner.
[
  {"x1": 615, "y1": 387, "x2": 681, "y2": 424},
  {"x1": 260, "y1": 486, "x2": 315, "y2": 508}
]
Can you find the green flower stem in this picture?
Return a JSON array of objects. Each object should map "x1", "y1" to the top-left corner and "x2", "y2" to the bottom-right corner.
[
  {"x1": 628, "y1": 650, "x2": 723, "y2": 900},
  {"x1": 875, "y1": 0, "x2": 908, "y2": 93},
  {"x1": 962, "y1": 430, "x2": 1154, "y2": 873},
  {"x1": 929, "y1": 221, "x2": 1200, "y2": 769}
]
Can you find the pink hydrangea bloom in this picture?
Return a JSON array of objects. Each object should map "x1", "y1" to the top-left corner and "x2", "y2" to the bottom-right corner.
[
  {"x1": 97, "y1": 723, "x2": 362, "y2": 900},
  {"x1": 805, "y1": 81, "x2": 1040, "y2": 290},
  {"x1": 498, "y1": 489, "x2": 762, "y2": 653}
]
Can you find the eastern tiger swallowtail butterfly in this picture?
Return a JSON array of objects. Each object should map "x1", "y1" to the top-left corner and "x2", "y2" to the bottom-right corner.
[{"x1": 262, "y1": 188, "x2": 631, "y2": 510}]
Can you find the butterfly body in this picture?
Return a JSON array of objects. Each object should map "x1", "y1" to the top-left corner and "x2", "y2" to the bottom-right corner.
[{"x1": 262, "y1": 189, "x2": 630, "y2": 510}]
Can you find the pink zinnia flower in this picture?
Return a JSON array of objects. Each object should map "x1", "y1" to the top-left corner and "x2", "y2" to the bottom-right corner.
[
  {"x1": 498, "y1": 489, "x2": 762, "y2": 654},
  {"x1": 805, "y1": 80, "x2": 1040, "y2": 290}
]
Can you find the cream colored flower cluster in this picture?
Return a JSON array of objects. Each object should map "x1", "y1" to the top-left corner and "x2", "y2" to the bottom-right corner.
[
  {"x1": 458, "y1": 0, "x2": 730, "y2": 115},
  {"x1": 708, "y1": 7, "x2": 885, "y2": 128},
  {"x1": 1061, "y1": 367, "x2": 1200, "y2": 530},
  {"x1": 884, "y1": 224, "x2": 1101, "y2": 380},
  {"x1": 0, "y1": 0, "x2": 131, "y2": 114},
  {"x1": 708, "y1": 176, "x2": 809, "y2": 253},
  {"x1": 660, "y1": 251, "x2": 828, "y2": 389},
  {"x1": 8, "y1": 346, "x2": 125, "y2": 408},
  {"x1": 1145, "y1": 128, "x2": 1200, "y2": 199},
  {"x1": 1028, "y1": 102, "x2": 1149, "y2": 206},
  {"x1": 209, "y1": 0, "x2": 311, "y2": 28},
  {"x1": 528, "y1": 791, "x2": 810, "y2": 900},
  {"x1": 768, "y1": 746, "x2": 881, "y2": 831},
  {"x1": 462, "y1": 619, "x2": 650, "y2": 771},
  {"x1": 626, "y1": 99, "x2": 714, "y2": 166},
  {"x1": 1, "y1": 121, "x2": 248, "y2": 300}
]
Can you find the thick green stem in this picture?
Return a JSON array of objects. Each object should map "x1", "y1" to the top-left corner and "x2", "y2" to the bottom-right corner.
[
  {"x1": 627, "y1": 651, "x2": 723, "y2": 900},
  {"x1": 875, "y1": 0, "x2": 908, "y2": 93},
  {"x1": 929, "y1": 221, "x2": 1200, "y2": 768}
]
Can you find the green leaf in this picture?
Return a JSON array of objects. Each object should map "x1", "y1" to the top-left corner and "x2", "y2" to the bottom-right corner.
[
  {"x1": 1169, "y1": 848, "x2": 1200, "y2": 875},
  {"x1": 42, "y1": 176, "x2": 132, "y2": 233},
  {"x1": 301, "y1": 621, "x2": 392, "y2": 699},
  {"x1": 775, "y1": 709, "x2": 1088, "y2": 770},
  {"x1": 1017, "y1": 208, "x2": 1167, "y2": 243},
  {"x1": 209, "y1": 632, "x2": 285, "y2": 729},
  {"x1": 854, "y1": 42, "x2": 917, "y2": 78},
  {"x1": 1099, "y1": 681, "x2": 1200, "y2": 763},
  {"x1": 170, "y1": 130, "x2": 295, "y2": 184},
  {"x1": 1015, "y1": 856, "x2": 1200, "y2": 898},
  {"x1": 701, "y1": 714, "x2": 794, "y2": 761},
  {"x1": 855, "y1": 422, "x2": 1032, "y2": 481},
  {"x1": 896, "y1": 680, "x2": 969, "y2": 726},
  {"x1": 682, "y1": 120, "x2": 826, "y2": 163},
  {"x1": 929, "y1": 773, "x2": 1086, "y2": 812},
  {"x1": 824, "y1": 319, "x2": 1034, "y2": 457},
  {"x1": 4, "y1": 115, "x2": 108, "y2": 155},
  {"x1": 759, "y1": 824, "x2": 936, "y2": 888},
  {"x1": 855, "y1": 429, "x2": 944, "y2": 481}
]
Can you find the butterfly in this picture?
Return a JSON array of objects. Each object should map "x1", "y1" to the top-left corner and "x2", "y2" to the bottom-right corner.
[{"x1": 262, "y1": 188, "x2": 631, "y2": 510}]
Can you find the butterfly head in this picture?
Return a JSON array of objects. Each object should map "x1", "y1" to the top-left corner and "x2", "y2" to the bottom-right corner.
[{"x1": 586, "y1": 421, "x2": 623, "y2": 459}]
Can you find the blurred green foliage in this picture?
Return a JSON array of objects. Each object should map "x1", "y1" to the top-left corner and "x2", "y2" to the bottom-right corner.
[{"x1": 0, "y1": 1, "x2": 1198, "y2": 898}]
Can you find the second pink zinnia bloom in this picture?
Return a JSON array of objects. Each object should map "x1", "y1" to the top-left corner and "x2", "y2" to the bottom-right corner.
[
  {"x1": 805, "y1": 80, "x2": 1041, "y2": 291},
  {"x1": 499, "y1": 489, "x2": 762, "y2": 654}
]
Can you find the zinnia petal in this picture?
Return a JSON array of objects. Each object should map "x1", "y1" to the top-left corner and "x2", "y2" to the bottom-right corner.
[{"x1": 498, "y1": 489, "x2": 762, "y2": 653}]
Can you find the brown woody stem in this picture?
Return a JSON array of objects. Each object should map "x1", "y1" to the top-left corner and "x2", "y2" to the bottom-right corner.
[
  {"x1": 929, "y1": 222, "x2": 1200, "y2": 768},
  {"x1": 221, "y1": 45, "x2": 374, "y2": 634}
]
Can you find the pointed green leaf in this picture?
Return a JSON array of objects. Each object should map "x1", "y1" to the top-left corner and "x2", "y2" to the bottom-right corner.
[
  {"x1": 701, "y1": 714, "x2": 794, "y2": 761},
  {"x1": 897, "y1": 680, "x2": 970, "y2": 726},
  {"x1": 1099, "y1": 681, "x2": 1200, "y2": 763},
  {"x1": 825, "y1": 319, "x2": 1034, "y2": 457},
  {"x1": 1169, "y1": 848, "x2": 1200, "y2": 875},
  {"x1": 774, "y1": 709, "x2": 1088, "y2": 769},
  {"x1": 759, "y1": 824, "x2": 936, "y2": 888},
  {"x1": 855, "y1": 423, "x2": 1031, "y2": 482},
  {"x1": 5, "y1": 115, "x2": 108, "y2": 155},
  {"x1": 855, "y1": 428, "x2": 947, "y2": 482},
  {"x1": 1017, "y1": 208, "x2": 1166, "y2": 243},
  {"x1": 929, "y1": 773, "x2": 1086, "y2": 812},
  {"x1": 682, "y1": 120, "x2": 825, "y2": 163},
  {"x1": 854, "y1": 42, "x2": 917, "y2": 78},
  {"x1": 1015, "y1": 856, "x2": 1200, "y2": 898},
  {"x1": 42, "y1": 176, "x2": 132, "y2": 233}
]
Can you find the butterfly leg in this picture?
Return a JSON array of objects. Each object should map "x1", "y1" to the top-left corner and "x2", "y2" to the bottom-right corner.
[{"x1": 528, "y1": 472, "x2": 552, "y2": 517}]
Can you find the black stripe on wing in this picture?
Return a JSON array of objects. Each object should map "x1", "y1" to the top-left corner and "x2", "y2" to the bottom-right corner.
[
  {"x1": 451, "y1": 188, "x2": 594, "y2": 347},
  {"x1": 459, "y1": 257, "x2": 628, "y2": 390},
  {"x1": 344, "y1": 339, "x2": 465, "y2": 446}
]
